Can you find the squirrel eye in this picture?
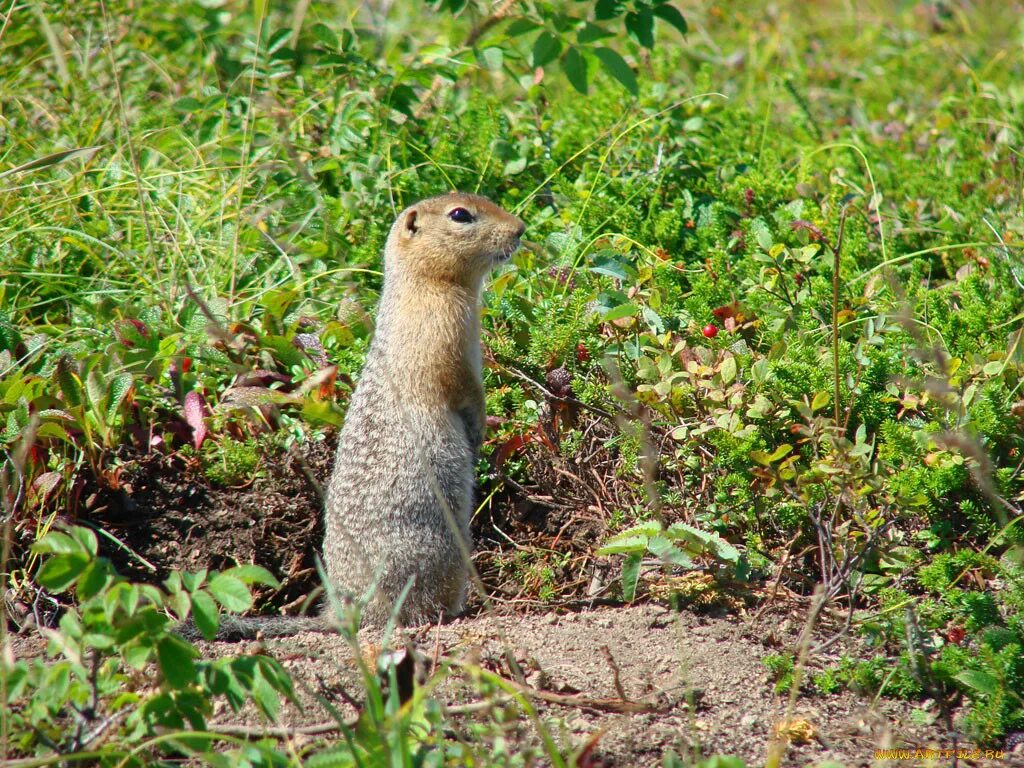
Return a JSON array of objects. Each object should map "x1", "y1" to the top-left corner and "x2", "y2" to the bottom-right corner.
[{"x1": 447, "y1": 207, "x2": 475, "y2": 224}]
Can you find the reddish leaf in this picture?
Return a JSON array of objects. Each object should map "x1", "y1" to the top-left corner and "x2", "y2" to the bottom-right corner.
[
  {"x1": 494, "y1": 434, "x2": 530, "y2": 473},
  {"x1": 791, "y1": 219, "x2": 825, "y2": 241},
  {"x1": 711, "y1": 302, "x2": 743, "y2": 322},
  {"x1": 233, "y1": 369, "x2": 292, "y2": 389},
  {"x1": 31, "y1": 471, "x2": 62, "y2": 504},
  {"x1": 184, "y1": 391, "x2": 208, "y2": 449}
]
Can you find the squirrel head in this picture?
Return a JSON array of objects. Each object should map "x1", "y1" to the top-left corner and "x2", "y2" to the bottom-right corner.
[{"x1": 385, "y1": 192, "x2": 526, "y2": 288}]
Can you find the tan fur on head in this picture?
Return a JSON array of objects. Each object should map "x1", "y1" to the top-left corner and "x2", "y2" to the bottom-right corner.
[{"x1": 386, "y1": 192, "x2": 525, "y2": 288}]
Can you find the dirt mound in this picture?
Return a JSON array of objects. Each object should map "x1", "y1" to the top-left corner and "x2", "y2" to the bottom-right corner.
[{"x1": 80, "y1": 440, "x2": 335, "y2": 612}]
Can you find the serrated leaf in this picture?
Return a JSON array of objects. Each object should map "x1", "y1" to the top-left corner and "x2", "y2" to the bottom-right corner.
[
  {"x1": 157, "y1": 636, "x2": 197, "y2": 689},
  {"x1": 597, "y1": 534, "x2": 649, "y2": 555},
  {"x1": 310, "y1": 22, "x2": 338, "y2": 48},
  {"x1": 562, "y1": 47, "x2": 588, "y2": 94},
  {"x1": 641, "y1": 306, "x2": 665, "y2": 334},
  {"x1": 172, "y1": 97, "x2": 203, "y2": 113},
  {"x1": 647, "y1": 536, "x2": 694, "y2": 568},
  {"x1": 37, "y1": 553, "x2": 90, "y2": 592},
  {"x1": 594, "y1": 47, "x2": 637, "y2": 96},
  {"x1": 68, "y1": 526, "x2": 98, "y2": 556},
  {"x1": 251, "y1": 668, "x2": 281, "y2": 720},
  {"x1": 222, "y1": 564, "x2": 280, "y2": 588},
  {"x1": 217, "y1": 386, "x2": 301, "y2": 409},
  {"x1": 85, "y1": 367, "x2": 106, "y2": 411},
  {"x1": 55, "y1": 357, "x2": 82, "y2": 408},
  {"x1": 32, "y1": 531, "x2": 80, "y2": 555},
  {"x1": 207, "y1": 573, "x2": 252, "y2": 613},
  {"x1": 106, "y1": 372, "x2": 133, "y2": 423}
]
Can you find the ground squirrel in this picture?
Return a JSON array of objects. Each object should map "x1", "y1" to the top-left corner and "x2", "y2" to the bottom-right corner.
[
  {"x1": 322, "y1": 192, "x2": 525, "y2": 626},
  {"x1": 189, "y1": 192, "x2": 524, "y2": 640}
]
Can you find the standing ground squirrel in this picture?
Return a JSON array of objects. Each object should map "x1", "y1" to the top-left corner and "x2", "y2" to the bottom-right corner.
[
  {"x1": 184, "y1": 192, "x2": 524, "y2": 640},
  {"x1": 322, "y1": 192, "x2": 525, "y2": 626}
]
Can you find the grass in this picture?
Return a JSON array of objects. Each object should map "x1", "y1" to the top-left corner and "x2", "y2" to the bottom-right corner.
[{"x1": 3, "y1": 0, "x2": 1024, "y2": 764}]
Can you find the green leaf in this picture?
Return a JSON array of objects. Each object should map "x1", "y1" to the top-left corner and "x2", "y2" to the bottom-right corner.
[
  {"x1": 157, "y1": 636, "x2": 198, "y2": 689},
  {"x1": 613, "y1": 520, "x2": 663, "y2": 539},
  {"x1": 32, "y1": 530, "x2": 81, "y2": 555},
  {"x1": 221, "y1": 564, "x2": 280, "y2": 588},
  {"x1": 720, "y1": 355, "x2": 737, "y2": 384},
  {"x1": 982, "y1": 360, "x2": 1003, "y2": 375},
  {"x1": 37, "y1": 553, "x2": 90, "y2": 592},
  {"x1": 647, "y1": 536, "x2": 694, "y2": 568},
  {"x1": 207, "y1": 573, "x2": 253, "y2": 613},
  {"x1": 477, "y1": 46, "x2": 503, "y2": 72},
  {"x1": 652, "y1": 4, "x2": 687, "y2": 36},
  {"x1": 504, "y1": 157, "x2": 527, "y2": 176},
  {"x1": 635, "y1": 307, "x2": 662, "y2": 335},
  {"x1": 70, "y1": 526, "x2": 98, "y2": 557},
  {"x1": 751, "y1": 444, "x2": 793, "y2": 465},
  {"x1": 505, "y1": 18, "x2": 540, "y2": 37},
  {"x1": 77, "y1": 560, "x2": 112, "y2": 601},
  {"x1": 172, "y1": 97, "x2": 203, "y2": 113},
  {"x1": 55, "y1": 357, "x2": 82, "y2": 408},
  {"x1": 625, "y1": 10, "x2": 655, "y2": 49},
  {"x1": 594, "y1": 47, "x2": 637, "y2": 96},
  {"x1": 251, "y1": 667, "x2": 282, "y2": 720},
  {"x1": 190, "y1": 590, "x2": 220, "y2": 641},
  {"x1": 181, "y1": 569, "x2": 208, "y2": 592},
  {"x1": 531, "y1": 31, "x2": 562, "y2": 67},
  {"x1": 602, "y1": 303, "x2": 640, "y2": 322},
  {"x1": 594, "y1": 0, "x2": 619, "y2": 21},
  {"x1": 310, "y1": 23, "x2": 338, "y2": 48},
  {"x1": 562, "y1": 47, "x2": 588, "y2": 94},
  {"x1": 954, "y1": 669, "x2": 999, "y2": 696},
  {"x1": 811, "y1": 390, "x2": 830, "y2": 413},
  {"x1": 597, "y1": 534, "x2": 649, "y2": 555},
  {"x1": 753, "y1": 221, "x2": 774, "y2": 251},
  {"x1": 621, "y1": 552, "x2": 642, "y2": 602},
  {"x1": 576, "y1": 22, "x2": 612, "y2": 44}
]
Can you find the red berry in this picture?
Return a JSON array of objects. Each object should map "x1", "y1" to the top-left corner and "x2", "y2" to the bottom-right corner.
[{"x1": 702, "y1": 324, "x2": 719, "y2": 338}]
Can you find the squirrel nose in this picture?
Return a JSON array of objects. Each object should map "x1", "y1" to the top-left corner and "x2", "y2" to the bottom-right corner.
[{"x1": 513, "y1": 219, "x2": 525, "y2": 238}]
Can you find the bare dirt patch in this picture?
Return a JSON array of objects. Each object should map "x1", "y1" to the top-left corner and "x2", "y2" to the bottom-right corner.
[{"x1": 185, "y1": 604, "x2": 995, "y2": 767}]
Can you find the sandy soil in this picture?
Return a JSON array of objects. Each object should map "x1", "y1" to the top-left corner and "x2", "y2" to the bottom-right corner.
[{"x1": 185, "y1": 604, "x2": 1009, "y2": 768}]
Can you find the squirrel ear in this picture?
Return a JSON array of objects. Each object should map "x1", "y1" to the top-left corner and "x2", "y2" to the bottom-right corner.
[{"x1": 402, "y1": 209, "x2": 419, "y2": 238}]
